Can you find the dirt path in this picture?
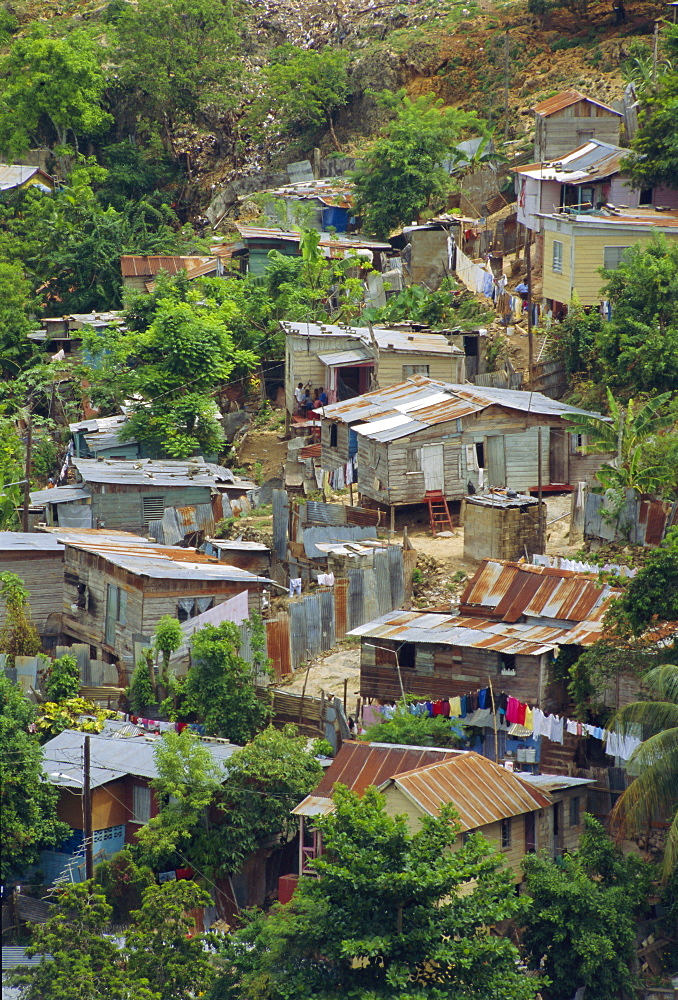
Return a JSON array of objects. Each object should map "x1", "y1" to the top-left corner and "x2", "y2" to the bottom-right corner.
[
  {"x1": 278, "y1": 643, "x2": 362, "y2": 703},
  {"x1": 237, "y1": 429, "x2": 287, "y2": 482}
]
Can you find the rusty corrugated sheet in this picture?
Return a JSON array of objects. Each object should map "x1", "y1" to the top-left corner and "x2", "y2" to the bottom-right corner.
[
  {"x1": 120, "y1": 255, "x2": 208, "y2": 277},
  {"x1": 387, "y1": 752, "x2": 550, "y2": 830},
  {"x1": 334, "y1": 577, "x2": 349, "y2": 639},
  {"x1": 531, "y1": 89, "x2": 620, "y2": 117},
  {"x1": 312, "y1": 742, "x2": 459, "y2": 798}
]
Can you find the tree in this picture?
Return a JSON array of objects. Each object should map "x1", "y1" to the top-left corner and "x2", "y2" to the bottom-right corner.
[
  {"x1": 0, "y1": 27, "x2": 112, "y2": 164},
  {"x1": 136, "y1": 729, "x2": 223, "y2": 868},
  {"x1": 564, "y1": 386, "x2": 673, "y2": 495},
  {"x1": 6, "y1": 882, "x2": 136, "y2": 1000},
  {"x1": 44, "y1": 653, "x2": 80, "y2": 702},
  {"x1": 0, "y1": 676, "x2": 69, "y2": 883},
  {"x1": 0, "y1": 416, "x2": 24, "y2": 530},
  {"x1": 95, "y1": 848, "x2": 155, "y2": 924},
  {"x1": 126, "y1": 880, "x2": 216, "y2": 999},
  {"x1": 351, "y1": 91, "x2": 481, "y2": 236},
  {"x1": 85, "y1": 283, "x2": 257, "y2": 458},
  {"x1": 610, "y1": 526, "x2": 678, "y2": 635},
  {"x1": 623, "y1": 24, "x2": 678, "y2": 190},
  {"x1": 0, "y1": 262, "x2": 37, "y2": 376},
  {"x1": 361, "y1": 709, "x2": 464, "y2": 748},
  {"x1": 181, "y1": 619, "x2": 272, "y2": 741},
  {"x1": 154, "y1": 615, "x2": 183, "y2": 687},
  {"x1": 0, "y1": 572, "x2": 41, "y2": 664},
  {"x1": 250, "y1": 46, "x2": 350, "y2": 150},
  {"x1": 522, "y1": 815, "x2": 652, "y2": 1000},
  {"x1": 35, "y1": 697, "x2": 116, "y2": 741},
  {"x1": 610, "y1": 663, "x2": 678, "y2": 881},
  {"x1": 115, "y1": 0, "x2": 240, "y2": 159},
  {"x1": 215, "y1": 725, "x2": 323, "y2": 872},
  {"x1": 212, "y1": 785, "x2": 540, "y2": 1000}
]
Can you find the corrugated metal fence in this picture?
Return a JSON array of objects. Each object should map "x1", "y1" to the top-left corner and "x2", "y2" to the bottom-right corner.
[{"x1": 585, "y1": 489, "x2": 678, "y2": 546}]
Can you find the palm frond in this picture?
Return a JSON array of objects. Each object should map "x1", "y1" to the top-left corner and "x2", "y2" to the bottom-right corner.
[
  {"x1": 643, "y1": 663, "x2": 678, "y2": 703},
  {"x1": 611, "y1": 701, "x2": 678, "y2": 736},
  {"x1": 611, "y1": 738, "x2": 678, "y2": 834},
  {"x1": 661, "y1": 811, "x2": 678, "y2": 882}
]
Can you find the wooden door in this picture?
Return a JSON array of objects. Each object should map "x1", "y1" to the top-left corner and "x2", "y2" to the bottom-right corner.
[
  {"x1": 486, "y1": 436, "x2": 506, "y2": 487},
  {"x1": 549, "y1": 427, "x2": 569, "y2": 484},
  {"x1": 421, "y1": 444, "x2": 444, "y2": 492}
]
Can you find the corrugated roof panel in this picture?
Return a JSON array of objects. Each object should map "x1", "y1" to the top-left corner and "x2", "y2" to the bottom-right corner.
[
  {"x1": 531, "y1": 89, "x2": 621, "y2": 117},
  {"x1": 318, "y1": 348, "x2": 373, "y2": 366},
  {"x1": 312, "y1": 742, "x2": 459, "y2": 798},
  {"x1": 388, "y1": 752, "x2": 550, "y2": 830}
]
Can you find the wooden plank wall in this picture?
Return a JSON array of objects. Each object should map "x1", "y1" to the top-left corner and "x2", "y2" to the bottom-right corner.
[
  {"x1": 91, "y1": 485, "x2": 210, "y2": 533},
  {"x1": 0, "y1": 552, "x2": 64, "y2": 633}
]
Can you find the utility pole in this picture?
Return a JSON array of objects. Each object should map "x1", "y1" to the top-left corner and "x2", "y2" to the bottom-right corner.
[
  {"x1": 504, "y1": 30, "x2": 510, "y2": 143},
  {"x1": 537, "y1": 426, "x2": 544, "y2": 554},
  {"x1": 21, "y1": 411, "x2": 32, "y2": 533},
  {"x1": 83, "y1": 735, "x2": 93, "y2": 880},
  {"x1": 526, "y1": 237, "x2": 534, "y2": 380}
]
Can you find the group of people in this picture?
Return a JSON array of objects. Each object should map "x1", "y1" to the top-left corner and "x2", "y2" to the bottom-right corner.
[{"x1": 294, "y1": 383, "x2": 328, "y2": 416}]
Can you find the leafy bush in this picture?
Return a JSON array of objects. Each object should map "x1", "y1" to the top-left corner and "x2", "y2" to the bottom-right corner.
[{"x1": 44, "y1": 653, "x2": 80, "y2": 702}]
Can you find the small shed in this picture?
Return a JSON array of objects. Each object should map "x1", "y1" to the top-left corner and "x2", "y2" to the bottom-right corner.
[
  {"x1": 463, "y1": 491, "x2": 546, "y2": 562},
  {"x1": 29, "y1": 486, "x2": 93, "y2": 529},
  {"x1": 531, "y1": 89, "x2": 623, "y2": 162},
  {"x1": 0, "y1": 532, "x2": 65, "y2": 637},
  {"x1": 0, "y1": 164, "x2": 54, "y2": 193},
  {"x1": 70, "y1": 414, "x2": 141, "y2": 461},
  {"x1": 120, "y1": 255, "x2": 212, "y2": 293},
  {"x1": 203, "y1": 538, "x2": 272, "y2": 578}
]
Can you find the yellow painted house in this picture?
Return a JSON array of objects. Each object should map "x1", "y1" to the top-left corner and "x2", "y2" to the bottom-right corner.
[
  {"x1": 0, "y1": 164, "x2": 54, "y2": 194},
  {"x1": 541, "y1": 207, "x2": 678, "y2": 312}
]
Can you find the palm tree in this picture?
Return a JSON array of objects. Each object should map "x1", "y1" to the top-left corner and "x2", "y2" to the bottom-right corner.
[
  {"x1": 564, "y1": 387, "x2": 673, "y2": 494},
  {"x1": 610, "y1": 663, "x2": 678, "y2": 881}
]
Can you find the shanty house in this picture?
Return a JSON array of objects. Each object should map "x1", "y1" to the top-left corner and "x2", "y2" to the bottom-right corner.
[
  {"x1": 28, "y1": 311, "x2": 126, "y2": 360},
  {"x1": 541, "y1": 207, "x2": 678, "y2": 313},
  {"x1": 70, "y1": 415, "x2": 142, "y2": 461},
  {"x1": 515, "y1": 140, "x2": 678, "y2": 238},
  {"x1": 378, "y1": 753, "x2": 552, "y2": 880},
  {"x1": 203, "y1": 538, "x2": 272, "y2": 578},
  {"x1": 320, "y1": 375, "x2": 609, "y2": 514},
  {"x1": 352, "y1": 558, "x2": 618, "y2": 711},
  {"x1": 52, "y1": 529, "x2": 272, "y2": 667},
  {"x1": 71, "y1": 457, "x2": 254, "y2": 536},
  {"x1": 120, "y1": 255, "x2": 212, "y2": 293},
  {"x1": 520, "y1": 773, "x2": 594, "y2": 859},
  {"x1": 40, "y1": 726, "x2": 239, "y2": 884},
  {"x1": 531, "y1": 90, "x2": 623, "y2": 162},
  {"x1": 233, "y1": 225, "x2": 392, "y2": 277},
  {"x1": 284, "y1": 322, "x2": 465, "y2": 417},
  {"x1": 0, "y1": 533, "x2": 65, "y2": 639},
  {"x1": 0, "y1": 164, "x2": 54, "y2": 194}
]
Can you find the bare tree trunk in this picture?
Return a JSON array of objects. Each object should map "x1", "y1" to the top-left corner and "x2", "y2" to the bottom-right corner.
[{"x1": 327, "y1": 112, "x2": 341, "y2": 152}]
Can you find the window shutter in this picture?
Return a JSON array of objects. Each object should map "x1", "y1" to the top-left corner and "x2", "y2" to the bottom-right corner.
[
  {"x1": 552, "y1": 240, "x2": 563, "y2": 273},
  {"x1": 603, "y1": 246, "x2": 630, "y2": 270},
  {"x1": 142, "y1": 496, "x2": 165, "y2": 523}
]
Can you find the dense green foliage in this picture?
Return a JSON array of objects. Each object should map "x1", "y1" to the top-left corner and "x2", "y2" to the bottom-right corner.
[
  {"x1": 212, "y1": 784, "x2": 540, "y2": 1000},
  {"x1": 625, "y1": 25, "x2": 678, "y2": 190},
  {"x1": 352, "y1": 91, "x2": 481, "y2": 236},
  {"x1": 612, "y1": 526, "x2": 678, "y2": 635},
  {"x1": 44, "y1": 653, "x2": 81, "y2": 702},
  {"x1": 8, "y1": 879, "x2": 214, "y2": 1000},
  {"x1": 361, "y1": 709, "x2": 464, "y2": 747},
  {"x1": 0, "y1": 676, "x2": 69, "y2": 883},
  {"x1": 610, "y1": 663, "x2": 678, "y2": 882},
  {"x1": 0, "y1": 571, "x2": 41, "y2": 663},
  {"x1": 522, "y1": 815, "x2": 652, "y2": 1000}
]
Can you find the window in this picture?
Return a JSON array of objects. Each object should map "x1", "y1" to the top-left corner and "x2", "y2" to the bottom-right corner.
[
  {"x1": 177, "y1": 597, "x2": 214, "y2": 622},
  {"x1": 570, "y1": 432, "x2": 586, "y2": 453},
  {"x1": 397, "y1": 643, "x2": 415, "y2": 670},
  {"x1": 475, "y1": 442, "x2": 485, "y2": 469},
  {"x1": 406, "y1": 447, "x2": 421, "y2": 474},
  {"x1": 501, "y1": 817, "x2": 512, "y2": 849},
  {"x1": 402, "y1": 364, "x2": 429, "y2": 378},
  {"x1": 142, "y1": 495, "x2": 165, "y2": 523},
  {"x1": 525, "y1": 812, "x2": 536, "y2": 853},
  {"x1": 132, "y1": 785, "x2": 151, "y2": 824},
  {"x1": 105, "y1": 584, "x2": 127, "y2": 645},
  {"x1": 462, "y1": 829, "x2": 476, "y2": 845},
  {"x1": 329, "y1": 424, "x2": 338, "y2": 448},
  {"x1": 603, "y1": 246, "x2": 630, "y2": 270},
  {"x1": 500, "y1": 653, "x2": 516, "y2": 676},
  {"x1": 569, "y1": 796, "x2": 580, "y2": 827},
  {"x1": 552, "y1": 240, "x2": 563, "y2": 273},
  {"x1": 639, "y1": 187, "x2": 653, "y2": 206}
]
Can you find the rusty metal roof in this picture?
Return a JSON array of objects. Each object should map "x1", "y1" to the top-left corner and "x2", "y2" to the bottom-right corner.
[
  {"x1": 120, "y1": 255, "x2": 210, "y2": 277},
  {"x1": 531, "y1": 89, "x2": 622, "y2": 117},
  {"x1": 514, "y1": 140, "x2": 625, "y2": 183},
  {"x1": 348, "y1": 609, "x2": 575, "y2": 655},
  {"x1": 459, "y1": 559, "x2": 619, "y2": 625},
  {"x1": 234, "y1": 224, "x2": 390, "y2": 250},
  {"x1": 311, "y1": 741, "x2": 460, "y2": 799},
  {"x1": 380, "y1": 752, "x2": 551, "y2": 830}
]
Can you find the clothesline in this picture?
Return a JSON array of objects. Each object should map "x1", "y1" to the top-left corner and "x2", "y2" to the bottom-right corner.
[{"x1": 362, "y1": 690, "x2": 641, "y2": 763}]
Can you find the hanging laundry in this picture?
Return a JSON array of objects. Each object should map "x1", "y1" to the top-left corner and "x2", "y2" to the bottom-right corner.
[
  {"x1": 478, "y1": 687, "x2": 491, "y2": 710},
  {"x1": 289, "y1": 578, "x2": 302, "y2": 597},
  {"x1": 506, "y1": 697, "x2": 521, "y2": 724},
  {"x1": 449, "y1": 696, "x2": 461, "y2": 717}
]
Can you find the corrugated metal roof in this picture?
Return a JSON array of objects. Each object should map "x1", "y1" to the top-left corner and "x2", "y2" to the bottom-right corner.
[
  {"x1": 0, "y1": 164, "x2": 52, "y2": 190},
  {"x1": 348, "y1": 609, "x2": 573, "y2": 655},
  {"x1": 285, "y1": 321, "x2": 462, "y2": 357},
  {"x1": 381, "y1": 752, "x2": 551, "y2": 829},
  {"x1": 235, "y1": 224, "x2": 391, "y2": 250},
  {"x1": 0, "y1": 531, "x2": 65, "y2": 552},
  {"x1": 521, "y1": 773, "x2": 595, "y2": 792},
  {"x1": 42, "y1": 729, "x2": 240, "y2": 789},
  {"x1": 208, "y1": 539, "x2": 270, "y2": 552},
  {"x1": 459, "y1": 558, "x2": 619, "y2": 625},
  {"x1": 291, "y1": 794, "x2": 336, "y2": 816},
  {"x1": 2, "y1": 947, "x2": 53, "y2": 969},
  {"x1": 541, "y1": 207, "x2": 678, "y2": 229},
  {"x1": 531, "y1": 89, "x2": 622, "y2": 117},
  {"x1": 120, "y1": 255, "x2": 210, "y2": 277},
  {"x1": 69, "y1": 414, "x2": 127, "y2": 434},
  {"x1": 514, "y1": 140, "x2": 625, "y2": 183},
  {"x1": 310, "y1": 741, "x2": 460, "y2": 798},
  {"x1": 319, "y1": 375, "x2": 605, "y2": 439},
  {"x1": 318, "y1": 348, "x2": 373, "y2": 366},
  {"x1": 73, "y1": 457, "x2": 236, "y2": 487},
  {"x1": 29, "y1": 486, "x2": 91, "y2": 506},
  {"x1": 466, "y1": 491, "x2": 539, "y2": 509}
]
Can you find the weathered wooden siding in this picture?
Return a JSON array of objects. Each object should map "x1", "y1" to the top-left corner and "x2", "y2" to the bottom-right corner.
[
  {"x1": 377, "y1": 351, "x2": 464, "y2": 386},
  {"x1": 57, "y1": 779, "x2": 128, "y2": 831},
  {"x1": 535, "y1": 789, "x2": 586, "y2": 858},
  {"x1": 380, "y1": 435, "x2": 463, "y2": 505},
  {"x1": 541, "y1": 226, "x2": 575, "y2": 304},
  {"x1": 361, "y1": 639, "x2": 561, "y2": 712},
  {"x1": 141, "y1": 585, "x2": 257, "y2": 634},
  {"x1": 0, "y1": 552, "x2": 64, "y2": 633},
  {"x1": 321, "y1": 419, "x2": 351, "y2": 472},
  {"x1": 535, "y1": 102, "x2": 621, "y2": 161},
  {"x1": 287, "y1": 333, "x2": 358, "y2": 412},
  {"x1": 90, "y1": 485, "x2": 211, "y2": 533},
  {"x1": 569, "y1": 449, "x2": 612, "y2": 485}
]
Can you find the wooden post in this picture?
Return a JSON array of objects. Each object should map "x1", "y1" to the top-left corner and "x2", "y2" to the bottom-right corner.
[
  {"x1": 488, "y1": 677, "x2": 499, "y2": 763},
  {"x1": 343, "y1": 677, "x2": 348, "y2": 715},
  {"x1": 21, "y1": 411, "x2": 32, "y2": 533},
  {"x1": 83, "y1": 735, "x2": 93, "y2": 881},
  {"x1": 349, "y1": 482, "x2": 354, "y2": 507},
  {"x1": 390, "y1": 505, "x2": 395, "y2": 537},
  {"x1": 537, "y1": 426, "x2": 544, "y2": 553},
  {"x1": 526, "y1": 236, "x2": 534, "y2": 382}
]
